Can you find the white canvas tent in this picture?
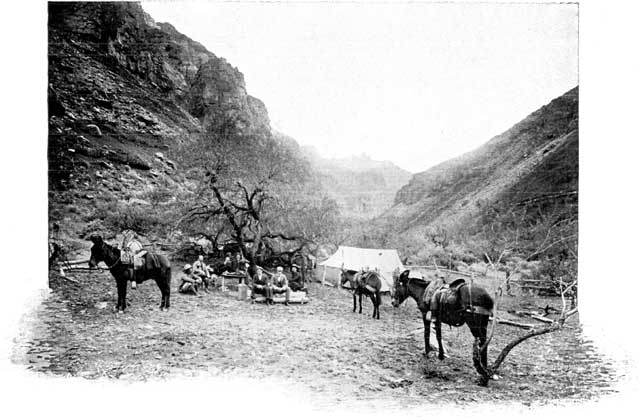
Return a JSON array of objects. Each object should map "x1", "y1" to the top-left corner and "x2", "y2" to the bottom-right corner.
[{"x1": 315, "y1": 246, "x2": 404, "y2": 292}]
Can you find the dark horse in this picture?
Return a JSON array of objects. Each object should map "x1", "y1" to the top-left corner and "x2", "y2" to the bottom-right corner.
[
  {"x1": 392, "y1": 269, "x2": 494, "y2": 379},
  {"x1": 341, "y1": 270, "x2": 383, "y2": 319},
  {"x1": 89, "y1": 235, "x2": 172, "y2": 312}
]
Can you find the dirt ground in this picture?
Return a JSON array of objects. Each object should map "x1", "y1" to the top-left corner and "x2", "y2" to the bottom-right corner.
[{"x1": 13, "y1": 268, "x2": 619, "y2": 407}]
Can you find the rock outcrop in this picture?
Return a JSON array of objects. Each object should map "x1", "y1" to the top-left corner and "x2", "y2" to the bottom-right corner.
[{"x1": 47, "y1": 2, "x2": 304, "y2": 241}]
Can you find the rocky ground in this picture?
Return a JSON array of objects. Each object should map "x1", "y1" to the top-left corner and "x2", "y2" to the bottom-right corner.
[{"x1": 13, "y1": 270, "x2": 619, "y2": 408}]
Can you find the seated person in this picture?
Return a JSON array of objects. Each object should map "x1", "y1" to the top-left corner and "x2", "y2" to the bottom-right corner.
[
  {"x1": 224, "y1": 253, "x2": 235, "y2": 272},
  {"x1": 231, "y1": 253, "x2": 242, "y2": 272},
  {"x1": 272, "y1": 266, "x2": 291, "y2": 305},
  {"x1": 205, "y1": 264, "x2": 218, "y2": 286},
  {"x1": 251, "y1": 267, "x2": 273, "y2": 304},
  {"x1": 289, "y1": 264, "x2": 306, "y2": 292},
  {"x1": 241, "y1": 262, "x2": 251, "y2": 284},
  {"x1": 177, "y1": 264, "x2": 203, "y2": 295},
  {"x1": 192, "y1": 255, "x2": 211, "y2": 290}
]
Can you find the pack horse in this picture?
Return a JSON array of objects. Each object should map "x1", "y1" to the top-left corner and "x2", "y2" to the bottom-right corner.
[
  {"x1": 392, "y1": 269, "x2": 494, "y2": 382},
  {"x1": 342, "y1": 269, "x2": 383, "y2": 319},
  {"x1": 89, "y1": 235, "x2": 172, "y2": 312}
]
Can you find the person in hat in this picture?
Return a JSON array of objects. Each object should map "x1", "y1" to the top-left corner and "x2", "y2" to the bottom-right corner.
[
  {"x1": 272, "y1": 266, "x2": 290, "y2": 305},
  {"x1": 289, "y1": 264, "x2": 305, "y2": 292},
  {"x1": 177, "y1": 264, "x2": 202, "y2": 295}
]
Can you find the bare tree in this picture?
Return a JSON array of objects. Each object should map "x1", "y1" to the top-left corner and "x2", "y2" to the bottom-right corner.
[
  {"x1": 175, "y1": 114, "x2": 338, "y2": 265},
  {"x1": 470, "y1": 202, "x2": 579, "y2": 385}
]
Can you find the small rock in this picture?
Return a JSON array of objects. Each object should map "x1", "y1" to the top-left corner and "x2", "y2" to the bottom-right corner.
[
  {"x1": 84, "y1": 194, "x2": 95, "y2": 200},
  {"x1": 68, "y1": 148, "x2": 75, "y2": 153},
  {"x1": 154, "y1": 152, "x2": 165, "y2": 160},
  {"x1": 86, "y1": 124, "x2": 102, "y2": 137}
]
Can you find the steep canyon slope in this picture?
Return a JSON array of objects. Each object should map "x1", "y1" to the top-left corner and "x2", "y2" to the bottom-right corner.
[
  {"x1": 48, "y1": 2, "x2": 304, "y2": 247},
  {"x1": 381, "y1": 87, "x2": 578, "y2": 244}
]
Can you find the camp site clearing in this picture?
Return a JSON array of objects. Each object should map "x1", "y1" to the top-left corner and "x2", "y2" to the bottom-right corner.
[{"x1": 15, "y1": 263, "x2": 618, "y2": 407}]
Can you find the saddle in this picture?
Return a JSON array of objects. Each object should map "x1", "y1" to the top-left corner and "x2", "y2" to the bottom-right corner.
[
  {"x1": 120, "y1": 250, "x2": 150, "y2": 270},
  {"x1": 423, "y1": 278, "x2": 468, "y2": 327}
]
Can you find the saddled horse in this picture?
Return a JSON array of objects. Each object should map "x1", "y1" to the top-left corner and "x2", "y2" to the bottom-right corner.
[
  {"x1": 89, "y1": 235, "x2": 172, "y2": 312},
  {"x1": 341, "y1": 269, "x2": 383, "y2": 319},
  {"x1": 392, "y1": 269, "x2": 494, "y2": 379}
]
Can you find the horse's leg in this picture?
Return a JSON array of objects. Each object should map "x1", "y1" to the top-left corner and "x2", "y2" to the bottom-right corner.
[
  {"x1": 358, "y1": 293, "x2": 363, "y2": 314},
  {"x1": 116, "y1": 280, "x2": 124, "y2": 311},
  {"x1": 468, "y1": 316, "x2": 490, "y2": 383},
  {"x1": 479, "y1": 319, "x2": 488, "y2": 368},
  {"x1": 120, "y1": 279, "x2": 128, "y2": 312},
  {"x1": 353, "y1": 292, "x2": 357, "y2": 312},
  {"x1": 435, "y1": 320, "x2": 445, "y2": 360},
  {"x1": 422, "y1": 313, "x2": 431, "y2": 357},
  {"x1": 154, "y1": 276, "x2": 167, "y2": 310},
  {"x1": 375, "y1": 292, "x2": 381, "y2": 319},
  {"x1": 164, "y1": 267, "x2": 172, "y2": 309},
  {"x1": 164, "y1": 284, "x2": 171, "y2": 310},
  {"x1": 369, "y1": 293, "x2": 376, "y2": 318}
]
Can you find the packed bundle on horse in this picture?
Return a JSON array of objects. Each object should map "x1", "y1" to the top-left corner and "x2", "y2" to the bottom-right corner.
[
  {"x1": 88, "y1": 235, "x2": 172, "y2": 312},
  {"x1": 342, "y1": 270, "x2": 383, "y2": 319},
  {"x1": 392, "y1": 269, "x2": 494, "y2": 380}
]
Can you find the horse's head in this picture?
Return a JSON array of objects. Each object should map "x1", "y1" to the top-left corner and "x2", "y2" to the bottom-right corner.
[
  {"x1": 340, "y1": 269, "x2": 355, "y2": 288},
  {"x1": 392, "y1": 269, "x2": 411, "y2": 307},
  {"x1": 88, "y1": 235, "x2": 105, "y2": 268}
]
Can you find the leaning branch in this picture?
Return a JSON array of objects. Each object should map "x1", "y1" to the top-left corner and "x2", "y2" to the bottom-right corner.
[{"x1": 474, "y1": 279, "x2": 578, "y2": 383}]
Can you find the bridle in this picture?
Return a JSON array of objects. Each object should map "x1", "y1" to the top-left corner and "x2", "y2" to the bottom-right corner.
[
  {"x1": 92, "y1": 244, "x2": 122, "y2": 270},
  {"x1": 103, "y1": 255, "x2": 122, "y2": 270}
]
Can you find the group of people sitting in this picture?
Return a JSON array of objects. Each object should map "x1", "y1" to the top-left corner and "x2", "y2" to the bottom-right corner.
[
  {"x1": 176, "y1": 253, "x2": 306, "y2": 303},
  {"x1": 250, "y1": 265, "x2": 306, "y2": 305},
  {"x1": 177, "y1": 255, "x2": 218, "y2": 295}
]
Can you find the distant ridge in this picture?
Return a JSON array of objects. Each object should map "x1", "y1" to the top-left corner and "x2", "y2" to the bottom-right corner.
[{"x1": 303, "y1": 147, "x2": 412, "y2": 220}]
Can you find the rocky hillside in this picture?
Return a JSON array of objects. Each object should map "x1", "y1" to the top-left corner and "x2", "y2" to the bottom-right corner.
[
  {"x1": 47, "y1": 2, "x2": 309, "y2": 249},
  {"x1": 382, "y1": 87, "x2": 578, "y2": 238},
  {"x1": 303, "y1": 147, "x2": 412, "y2": 219}
]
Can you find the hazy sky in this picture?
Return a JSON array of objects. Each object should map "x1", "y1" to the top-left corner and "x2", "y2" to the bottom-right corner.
[{"x1": 141, "y1": 1, "x2": 578, "y2": 173}]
